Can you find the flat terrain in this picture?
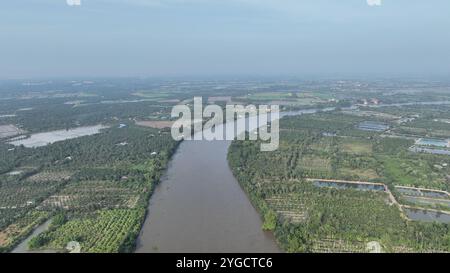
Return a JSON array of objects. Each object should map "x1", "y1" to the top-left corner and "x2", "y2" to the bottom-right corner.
[
  {"x1": 1, "y1": 78, "x2": 450, "y2": 253},
  {"x1": 229, "y1": 101, "x2": 450, "y2": 252},
  {"x1": 135, "y1": 120, "x2": 174, "y2": 129}
]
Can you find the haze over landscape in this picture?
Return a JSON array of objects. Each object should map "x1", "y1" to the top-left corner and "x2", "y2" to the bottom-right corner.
[{"x1": 1, "y1": 0, "x2": 450, "y2": 79}]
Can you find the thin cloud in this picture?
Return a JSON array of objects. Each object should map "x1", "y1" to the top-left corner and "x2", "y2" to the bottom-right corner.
[
  {"x1": 367, "y1": 0, "x2": 382, "y2": 6},
  {"x1": 66, "y1": 0, "x2": 81, "y2": 6}
]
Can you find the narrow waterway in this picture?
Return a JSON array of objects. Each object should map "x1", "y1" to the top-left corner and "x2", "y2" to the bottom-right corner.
[{"x1": 11, "y1": 220, "x2": 55, "y2": 253}]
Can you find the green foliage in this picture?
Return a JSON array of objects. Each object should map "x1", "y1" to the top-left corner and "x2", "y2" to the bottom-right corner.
[
  {"x1": 30, "y1": 209, "x2": 145, "y2": 253},
  {"x1": 0, "y1": 124, "x2": 178, "y2": 252},
  {"x1": 50, "y1": 213, "x2": 67, "y2": 229},
  {"x1": 28, "y1": 234, "x2": 50, "y2": 249},
  {"x1": 0, "y1": 211, "x2": 49, "y2": 252},
  {"x1": 262, "y1": 210, "x2": 277, "y2": 231},
  {"x1": 229, "y1": 107, "x2": 450, "y2": 252}
]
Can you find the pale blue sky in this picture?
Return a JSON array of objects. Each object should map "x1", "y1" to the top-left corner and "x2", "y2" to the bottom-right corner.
[{"x1": 1, "y1": 0, "x2": 449, "y2": 79}]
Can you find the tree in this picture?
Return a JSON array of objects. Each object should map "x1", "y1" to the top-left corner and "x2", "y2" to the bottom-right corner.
[{"x1": 262, "y1": 210, "x2": 277, "y2": 231}]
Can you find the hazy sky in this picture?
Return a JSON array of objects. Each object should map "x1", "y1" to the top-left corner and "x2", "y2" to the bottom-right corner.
[{"x1": 1, "y1": 0, "x2": 449, "y2": 79}]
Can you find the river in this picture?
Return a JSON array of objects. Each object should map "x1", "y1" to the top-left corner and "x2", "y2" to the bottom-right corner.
[
  {"x1": 135, "y1": 138, "x2": 281, "y2": 252},
  {"x1": 134, "y1": 103, "x2": 425, "y2": 253},
  {"x1": 13, "y1": 101, "x2": 447, "y2": 253},
  {"x1": 135, "y1": 112, "x2": 287, "y2": 252},
  {"x1": 135, "y1": 106, "x2": 339, "y2": 253}
]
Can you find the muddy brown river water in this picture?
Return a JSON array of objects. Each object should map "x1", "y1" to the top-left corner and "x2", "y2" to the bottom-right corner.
[
  {"x1": 134, "y1": 138, "x2": 281, "y2": 252},
  {"x1": 19, "y1": 102, "x2": 443, "y2": 253},
  {"x1": 134, "y1": 108, "x2": 339, "y2": 253}
]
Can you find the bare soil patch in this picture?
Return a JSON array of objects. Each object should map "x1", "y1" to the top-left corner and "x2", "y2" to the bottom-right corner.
[{"x1": 135, "y1": 120, "x2": 174, "y2": 129}]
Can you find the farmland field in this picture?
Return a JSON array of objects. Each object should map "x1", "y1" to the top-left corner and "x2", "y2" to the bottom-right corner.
[
  {"x1": 2, "y1": 78, "x2": 450, "y2": 253},
  {"x1": 0, "y1": 117, "x2": 178, "y2": 252},
  {"x1": 229, "y1": 104, "x2": 450, "y2": 252},
  {"x1": 28, "y1": 209, "x2": 145, "y2": 253}
]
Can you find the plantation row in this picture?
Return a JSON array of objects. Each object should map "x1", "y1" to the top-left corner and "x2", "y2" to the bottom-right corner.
[
  {"x1": 29, "y1": 209, "x2": 145, "y2": 253},
  {"x1": 0, "y1": 124, "x2": 178, "y2": 252},
  {"x1": 228, "y1": 106, "x2": 450, "y2": 252}
]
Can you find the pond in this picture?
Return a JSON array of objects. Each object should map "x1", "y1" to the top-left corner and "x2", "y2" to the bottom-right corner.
[
  {"x1": 357, "y1": 121, "x2": 390, "y2": 132},
  {"x1": 409, "y1": 146, "x2": 450, "y2": 156},
  {"x1": 313, "y1": 180, "x2": 386, "y2": 192},
  {"x1": 396, "y1": 187, "x2": 449, "y2": 199},
  {"x1": 416, "y1": 138, "x2": 449, "y2": 148},
  {"x1": 404, "y1": 208, "x2": 450, "y2": 224},
  {"x1": 8, "y1": 125, "x2": 108, "y2": 148}
]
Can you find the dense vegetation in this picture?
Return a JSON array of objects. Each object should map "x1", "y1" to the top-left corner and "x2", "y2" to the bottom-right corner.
[
  {"x1": 229, "y1": 107, "x2": 450, "y2": 252},
  {"x1": 2, "y1": 78, "x2": 450, "y2": 253},
  {"x1": 28, "y1": 209, "x2": 145, "y2": 253},
  {"x1": 0, "y1": 123, "x2": 178, "y2": 252}
]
